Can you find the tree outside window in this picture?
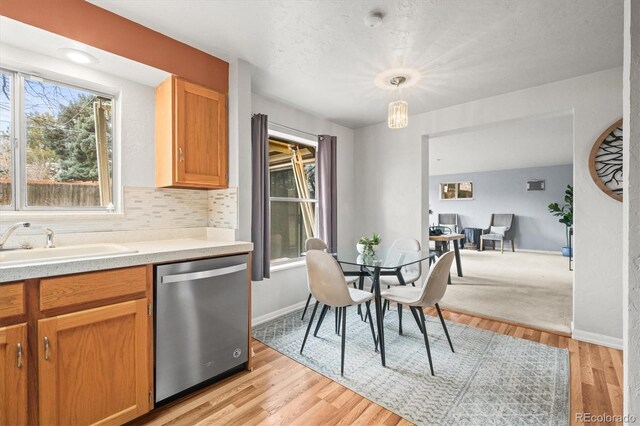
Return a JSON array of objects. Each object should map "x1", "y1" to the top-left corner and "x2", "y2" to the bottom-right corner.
[{"x1": 0, "y1": 70, "x2": 114, "y2": 210}]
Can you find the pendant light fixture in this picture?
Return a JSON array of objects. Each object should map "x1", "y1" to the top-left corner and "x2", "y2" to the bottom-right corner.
[{"x1": 388, "y1": 76, "x2": 408, "y2": 129}]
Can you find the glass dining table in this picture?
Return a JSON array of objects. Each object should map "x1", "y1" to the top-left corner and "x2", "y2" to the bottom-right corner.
[{"x1": 336, "y1": 248, "x2": 434, "y2": 367}]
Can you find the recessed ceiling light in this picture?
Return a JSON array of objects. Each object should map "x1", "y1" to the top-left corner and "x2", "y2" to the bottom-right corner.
[
  {"x1": 364, "y1": 11, "x2": 384, "y2": 28},
  {"x1": 58, "y1": 48, "x2": 99, "y2": 65}
]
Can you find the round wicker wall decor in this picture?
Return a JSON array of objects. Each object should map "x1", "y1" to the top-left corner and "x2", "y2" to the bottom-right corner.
[{"x1": 589, "y1": 119, "x2": 623, "y2": 202}]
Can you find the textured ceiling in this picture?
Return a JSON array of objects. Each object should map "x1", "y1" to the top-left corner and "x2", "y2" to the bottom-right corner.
[
  {"x1": 429, "y1": 113, "x2": 573, "y2": 176},
  {"x1": 91, "y1": 0, "x2": 623, "y2": 129}
]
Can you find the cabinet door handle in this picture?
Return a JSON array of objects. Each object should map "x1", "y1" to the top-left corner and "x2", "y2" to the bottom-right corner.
[
  {"x1": 16, "y1": 343, "x2": 23, "y2": 368},
  {"x1": 179, "y1": 147, "x2": 184, "y2": 162},
  {"x1": 44, "y1": 337, "x2": 50, "y2": 360}
]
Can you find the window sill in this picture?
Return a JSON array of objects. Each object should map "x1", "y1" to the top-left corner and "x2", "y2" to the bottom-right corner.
[
  {"x1": 0, "y1": 211, "x2": 125, "y2": 221},
  {"x1": 270, "y1": 259, "x2": 306, "y2": 273}
]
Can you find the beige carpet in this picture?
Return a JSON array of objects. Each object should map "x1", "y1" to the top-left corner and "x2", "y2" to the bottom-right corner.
[{"x1": 440, "y1": 249, "x2": 572, "y2": 334}]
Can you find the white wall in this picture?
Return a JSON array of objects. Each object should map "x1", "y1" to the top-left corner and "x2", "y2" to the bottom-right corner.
[
  {"x1": 249, "y1": 93, "x2": 356, "y2": 321},
  {"x1": 429, "y1": 112, "x2": 573, "y2": 175},
  {"x1": 227, "y1": 59, "x2": 253, "y2": 242},
  {"x1": 354, "y1": 67, "x2": 623, "y2": 346},
  {"x1": 623, "y1": 0, "x2": 640, "y2": 417}
]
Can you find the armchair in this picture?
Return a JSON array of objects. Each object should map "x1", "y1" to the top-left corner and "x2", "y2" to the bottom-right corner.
[
  {"x1": 480, "y1": 214, "x2": 515, "y2": 253},
  {"x1": 437, "y1": 213, "x2": 460, "y2": 233}
]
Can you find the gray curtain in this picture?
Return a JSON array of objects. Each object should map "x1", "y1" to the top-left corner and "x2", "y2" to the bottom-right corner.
[
  {"x1": 251, "y1": 114, "x2": 270, "y2": 281},
  {"x1": 317, "y1": 135, "x2": 337, "y2": 253}
]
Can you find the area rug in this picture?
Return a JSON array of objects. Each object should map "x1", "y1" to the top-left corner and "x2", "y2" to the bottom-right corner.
[{"x1": 252, "y1": 307, "x2": 569, "y2": 426}]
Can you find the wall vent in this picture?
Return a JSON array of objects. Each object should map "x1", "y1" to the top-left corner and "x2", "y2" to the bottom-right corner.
[{"x1": 527, "y1": 180, "x2": 545, "y2": 191}]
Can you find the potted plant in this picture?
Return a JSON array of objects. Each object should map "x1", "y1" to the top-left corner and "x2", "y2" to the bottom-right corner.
[
  {"x1": 548, "y1": 185, "x2": 573, "y2": 257},
  {"x1": 357, "y1": 233, "x2": 381, "y2": 257}
]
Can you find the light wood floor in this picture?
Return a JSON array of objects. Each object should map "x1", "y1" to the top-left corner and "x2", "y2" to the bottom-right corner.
[{"x1": 130, "y1": 308, "x2": 623, "y2": 426}]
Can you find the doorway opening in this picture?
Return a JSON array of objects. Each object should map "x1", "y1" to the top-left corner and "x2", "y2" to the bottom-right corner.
[{"x1": 424, "y1": 112, "x2": 574, "y2": 334}]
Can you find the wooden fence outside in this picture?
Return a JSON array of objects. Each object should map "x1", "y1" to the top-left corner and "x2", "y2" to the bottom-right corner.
[{"x1": 0, "y1": 180, "x2": 100, "y2": 207}]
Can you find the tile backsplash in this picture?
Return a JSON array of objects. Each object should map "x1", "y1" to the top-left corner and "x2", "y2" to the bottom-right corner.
[
  {"x1": 0, "y1": 186, "x2": 239, "y2": 236},
  {"x1": 208, "y1": 187, "x2": 238, "y2": 229},
  {"x1": 122, "y1": 186, "x2": 209, "y2": 230}
]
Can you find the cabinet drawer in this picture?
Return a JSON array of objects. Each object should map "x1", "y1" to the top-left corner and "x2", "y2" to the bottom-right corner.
[
  {"x1": 40, "y1": 267, "x2": 147, "y2": 311},
  {"x1": 0, "y1": 282, "x2": 25, "y2": 320}
]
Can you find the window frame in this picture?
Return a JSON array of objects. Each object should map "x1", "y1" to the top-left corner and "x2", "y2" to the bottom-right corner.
[
  {"x1": 0, "y1": 67, "x2": 119, "y2": 213},
  {"x1": 439, "y1": 181, "x2": 474, "y2": 201},
  {"x1": 268, "y1": 129, "x2": 318, "y2": 266}
]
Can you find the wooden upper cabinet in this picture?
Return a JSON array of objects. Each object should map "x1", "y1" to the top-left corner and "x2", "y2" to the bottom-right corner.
[
  {"x1": 156, "y1": 75, "x2": 228, "y2": 189},
  {"x1": 0, "y1": 323, "x2": 28, "y2": 426},
  {"x1": 38, "y1": 300, "x2": 150, "y2": 426}
]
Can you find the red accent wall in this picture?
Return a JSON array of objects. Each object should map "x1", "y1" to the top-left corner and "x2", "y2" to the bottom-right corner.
[{"x1": 0, "y1": 0, "x2": 228, "y2": 92}]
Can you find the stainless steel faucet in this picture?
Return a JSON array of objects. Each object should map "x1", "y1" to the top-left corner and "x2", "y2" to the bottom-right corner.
[
  {"x1": 0, "y1": 222, "x2": 31, "y2": 249},
  {"x1": 44, "y1": 228, "x2": 55, "y2": 248}
]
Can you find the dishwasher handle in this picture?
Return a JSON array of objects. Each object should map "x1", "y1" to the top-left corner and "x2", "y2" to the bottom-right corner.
[{"x1": 161, "y1": 263, "x2": 247, "y2": 284}]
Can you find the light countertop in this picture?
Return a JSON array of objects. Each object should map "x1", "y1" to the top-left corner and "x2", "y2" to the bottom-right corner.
[{"x1": 0, "y1": 238, "x2": 253, "y2": 283}]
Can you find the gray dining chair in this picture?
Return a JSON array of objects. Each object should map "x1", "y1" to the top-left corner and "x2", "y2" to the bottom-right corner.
[
  {"x1": 480, "y1": 214, "x2": 516, "y2": 253},
  {"x1": 301, "y1": 250, "x2": 377, "y2": 376},
  {"x1": 300, "y1": 238, "x2": 358, "y2": 321},
  {"x1": 380, "y1": 251, "x2": 456, "y2": 376}
]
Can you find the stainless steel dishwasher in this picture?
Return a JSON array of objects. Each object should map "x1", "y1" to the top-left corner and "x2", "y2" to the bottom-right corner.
[{"x1": 154, "y1": 254, "x2": 249, "y2": 405}]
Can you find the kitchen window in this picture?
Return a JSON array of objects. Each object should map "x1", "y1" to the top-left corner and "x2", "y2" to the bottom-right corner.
[
  {"x1": 269, "y1": 134, "x2": 317, "y2": 264},
  {"x1": 0, "y1": 68, "x2": 115, "y2": 211}
]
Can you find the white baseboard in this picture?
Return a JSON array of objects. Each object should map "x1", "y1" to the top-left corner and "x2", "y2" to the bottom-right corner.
[
  {"x1": 572, "y1": 328, "x2": 623, "y2": 350},
  {"x1": 252, "y1": 299, "x2": 311, "y2": 326},
  {"x1": 515, "y1": 249, "x2": 563, "y2": 255}
]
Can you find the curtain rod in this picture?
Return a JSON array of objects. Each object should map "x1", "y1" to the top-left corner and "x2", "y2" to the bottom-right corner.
[{"x1": 268, "y1": 121, "x2": 318, "y2": 138}]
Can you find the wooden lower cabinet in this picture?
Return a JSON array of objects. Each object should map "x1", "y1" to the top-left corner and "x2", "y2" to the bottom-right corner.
[
  {"x1": 38, "y1": 299, "x2": 150, "y2": 426},
  {"x1": 0, "y1": 323, "x2": 28, "y2": 426}
]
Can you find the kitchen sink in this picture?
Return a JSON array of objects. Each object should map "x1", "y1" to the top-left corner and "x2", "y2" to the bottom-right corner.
[{"x1": 0, "y1": 243, "x2": 138, "y2": 266}]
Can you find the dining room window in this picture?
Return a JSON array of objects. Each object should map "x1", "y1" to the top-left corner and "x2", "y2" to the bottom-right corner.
[
  {"x1": 0, "y1": 68, "x2": 115, "y2": 211},
  {"x1": 268, "y1": 135, "x2": 317, "y2": 263}
]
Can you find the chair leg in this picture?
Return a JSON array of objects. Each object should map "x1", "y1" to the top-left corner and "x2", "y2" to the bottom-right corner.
[
  {"x1": 314, "y1": 304, "x2": 329, "y2": 337},
  {"x1": 383, "y1": 299, "x2": 388, "y2": 317},
  {"x1": 501, "y1": 239, "x2": 504, "y2": 254},
  {"x1": 435, "y1": 303, "x2": 454, "y2": 353},
  {"x1": 300, "y1": 301, "x2": 319, "y2": 354},
  {"x1": 511, "y1": 239, "x2": 515, "y2": 252},
  {"x1": 355, "y1": 282, "x2": 363, "y2": 320},
  {"x1": 365, "y1": 301, "x2": 378, "y2": 351},
  {"x1": 301, "y1": 293, "x2": 312, "y2": 320},
  {"x1": 341, "y1": 307, "x2": 347, "y2": 376},
  {"x1": 398, "y1": 303, "x2": 403, "y2": 335},
  {"x1": 417, "y1": 307, "x2": 435, "y2": 376},
  {"x1": 410, "y1": 306, "x2": 423, "y2": 333},
  {"x1": 337, "y1": 306, "x2": 342, "y2": 335},
  {"x1": 480, "y1": 238, "x2": 484, "y2": 251}
]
